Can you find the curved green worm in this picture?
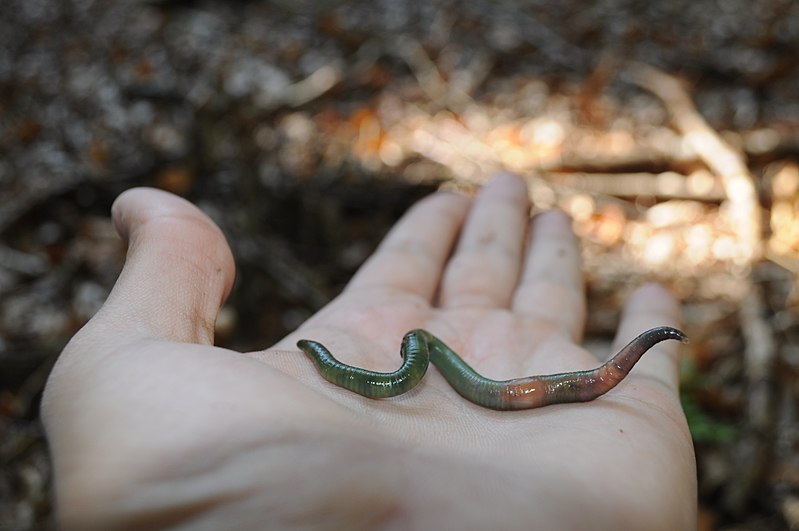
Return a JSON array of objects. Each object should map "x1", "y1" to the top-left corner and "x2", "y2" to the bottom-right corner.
[{"x1": 296, "y1": 326, "x2": 687, "y2": 410}]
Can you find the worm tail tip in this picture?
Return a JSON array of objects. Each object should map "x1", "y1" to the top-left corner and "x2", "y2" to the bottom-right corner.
[{"x1": 671, "y1": 328, "x2": 689, "y2": 344}]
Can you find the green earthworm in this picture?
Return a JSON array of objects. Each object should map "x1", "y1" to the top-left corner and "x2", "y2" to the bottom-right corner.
[{"x1": 297, "y1": 326, "x2": 687, "y2": 410}]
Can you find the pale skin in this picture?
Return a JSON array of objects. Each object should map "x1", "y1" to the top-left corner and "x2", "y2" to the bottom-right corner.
[{"x1": 42, "y1": 173, "x2": 697, "y2": 530}]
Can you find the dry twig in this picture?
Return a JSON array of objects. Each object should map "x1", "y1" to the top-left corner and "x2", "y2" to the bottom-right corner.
[
  {"x1": 549, "y1": 171, "x2": 725, "y2": 201},
  {"x1": 627, "y1": 64, "x2": 764, "y2": 264},
  {"x1": 724, "y1": 281, "x2": 778, "y2": 513}
]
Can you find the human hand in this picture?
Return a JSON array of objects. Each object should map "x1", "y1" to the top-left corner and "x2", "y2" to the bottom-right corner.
[{"x1": 43, "y1": 174, "x2": 696, "y2": 530}]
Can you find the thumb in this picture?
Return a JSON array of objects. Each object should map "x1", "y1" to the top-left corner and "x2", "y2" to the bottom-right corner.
[
  {"x1": 41, "y1": 189, "x2": 237, "y2": 525},
  {"x1": 90, "y1": 187, "x2": 235, "y2": 346}
]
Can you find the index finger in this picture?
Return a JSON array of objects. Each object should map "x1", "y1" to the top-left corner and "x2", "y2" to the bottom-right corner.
[{"x1": 345, "y1": 191, "x2": 470, "y2": 300}]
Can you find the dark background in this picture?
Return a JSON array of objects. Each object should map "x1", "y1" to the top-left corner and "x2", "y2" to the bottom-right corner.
[{"x1": 2, "y1": 1, "x2": 799, "y2": 529}]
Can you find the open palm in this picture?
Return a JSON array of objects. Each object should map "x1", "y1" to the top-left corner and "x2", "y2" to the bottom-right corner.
[{"x1": 43, "y1": 174, "x2": 696, "y2": 530}]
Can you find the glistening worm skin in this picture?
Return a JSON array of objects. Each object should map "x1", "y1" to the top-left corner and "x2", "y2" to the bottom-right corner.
[
  {"x1": 296, "y1": 331, "x2": 430, "y2": 399},
  {"x1": 296, "y1": 326, "x2": 687, "y2": 410}
]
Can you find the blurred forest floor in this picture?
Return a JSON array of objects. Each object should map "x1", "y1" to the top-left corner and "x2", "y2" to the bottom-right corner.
[{"x1": 2, "y1": 0, "x2": 799, "y2": 529}]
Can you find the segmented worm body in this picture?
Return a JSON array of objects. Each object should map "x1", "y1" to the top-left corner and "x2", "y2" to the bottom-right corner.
[
  {"x1": 298, "y1": 331, "x2": 430, "y2": 399},
  {"x1": 297, "y1": 326, "x2": 687, "y2": 410}
]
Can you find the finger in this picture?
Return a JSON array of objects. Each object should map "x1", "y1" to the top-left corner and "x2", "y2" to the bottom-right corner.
[
  {"x1": 611, "y1": 283, "x2": 684, "y2": 395},
  {"x1": 439, "y1": 173, "x2": 530, "y2": 309},
  {"x1": 345, "y1": 191, "x2": 470, "y2": 299},
  {"x1": 91, "y1": 187, "x2": 235, "y2": 345},
  {"x1": 511, "y1": 210, "x2": 585, "y2": 340}
]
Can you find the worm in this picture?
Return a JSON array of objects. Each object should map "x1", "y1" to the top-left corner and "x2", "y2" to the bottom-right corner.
[
  {"x1": 297, "y1": 331, "x2": 430, "y2": 399},
  {"x1": 296, "y1": 326, "x2": 687, "y2": 410}
]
